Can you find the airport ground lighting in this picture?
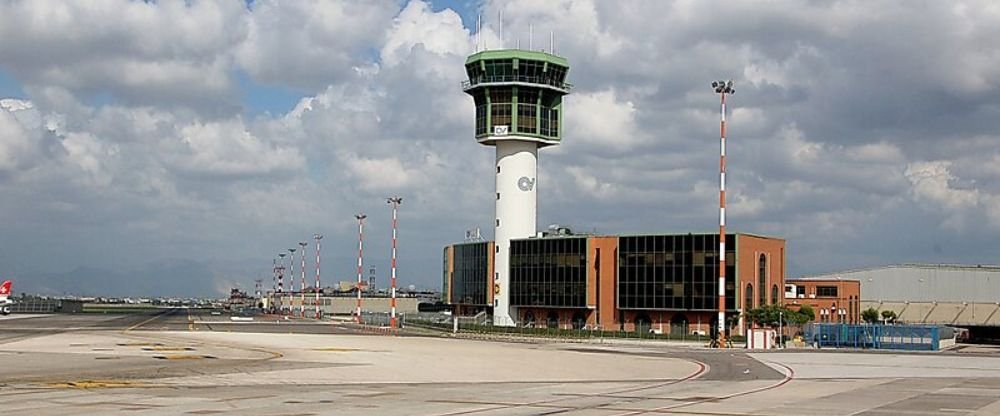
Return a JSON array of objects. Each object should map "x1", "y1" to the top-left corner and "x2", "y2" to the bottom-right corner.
[
  {"x1": 463, "y1": 49, "x2": 571, "y2": 326},
  {"x1": 712, "y1": 80, "x2": 734, "y2": 347}
]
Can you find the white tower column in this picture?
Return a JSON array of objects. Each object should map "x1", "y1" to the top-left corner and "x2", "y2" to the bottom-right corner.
[{"x1": 493, "y1": 140, "x2": 537, "y2": 327}]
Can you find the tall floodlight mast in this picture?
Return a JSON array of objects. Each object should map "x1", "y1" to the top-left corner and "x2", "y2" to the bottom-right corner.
[
  {"x1": 712, "y1": 80, "x2": 734, "y2": 347},
  {"x1": 298, "y1": 241, "x2": 308, "y2": 317},
  {"x1": 387, "y1": 197, "x2": 402, "y2": 328},
  {"x1": 354, "y1": 214, "x2": 367, "y2": 323},
  {"x1": 277, "y1": 252, "x2": 287, "y2": 313},
  {"x1": 462, "y1": 48, "x2": 571, "y2": 326},
  {"x1": 288, "y1": 248, "x2": 297, "y2": 313},
  {"x1": 314, "y1": 234, "x2": 323, "y2": 319}
]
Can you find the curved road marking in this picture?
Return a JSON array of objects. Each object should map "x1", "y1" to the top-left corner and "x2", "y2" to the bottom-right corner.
[{"x1": 433, "y1": 358, "x2": 709, "y2": 416}]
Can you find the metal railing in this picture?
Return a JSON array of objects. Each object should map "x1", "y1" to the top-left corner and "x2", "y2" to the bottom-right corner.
[
  {"x1": 462, "y1": 75, "x2": 572, "y2": 91},
  {"x1": 804, "y1": 323, "x2": 948, "y2": 350},
  {"x1": 403, "y1": 314, "x2": 736, "y2": 344}
]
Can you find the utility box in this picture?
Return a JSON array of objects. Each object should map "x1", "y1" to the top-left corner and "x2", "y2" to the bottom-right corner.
[{"x1": 747, "y1": 327, "x2": 777, "y2": 349}]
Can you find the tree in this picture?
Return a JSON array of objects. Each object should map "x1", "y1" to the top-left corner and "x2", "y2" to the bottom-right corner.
[
  {"x1": 744, "y1": 304, "x2": 812, "y2": 328},
  {"x1": 880, "y1": 309, "x2": 897, "y2": 323},
  {"x1": 862, "y1": 307, "x2": 880, "y2": 324},
  {"x1": 798, "y1": 304, "x2": 816, "y2": 322}
]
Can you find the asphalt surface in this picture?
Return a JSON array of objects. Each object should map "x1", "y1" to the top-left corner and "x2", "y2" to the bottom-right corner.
[{"x1": 1, "y1": 310, "x2": 999, "y2": 415}]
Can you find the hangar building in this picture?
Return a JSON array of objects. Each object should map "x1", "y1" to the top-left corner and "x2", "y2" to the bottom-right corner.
[{"x1": 800, "y1": 264, "x2": 1000, "y2": 330}]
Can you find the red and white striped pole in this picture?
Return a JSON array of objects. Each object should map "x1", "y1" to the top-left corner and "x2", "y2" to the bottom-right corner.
[
  {"x1": 277, "y1": 252, "x2": 286, "y2": 314},
  {"x1": 299, "y1": 241, "x2": 307, "y2": 317},
  {"x1": 288, "y1": 248, "x2": 297, "y2": 315},
  {"x1": 712, "y1": 80, "x2": 734, "y2": 347},
  {"x1": 271, "y1": 258, "x2": 277, "y2": 312},
  {"x1": 277, "y1": 253, "x2": 286, "y2": 295},
  {"x1": 387, "y1": 197, "x2": 402, "y2": 329},
  {"x1": 314, "y1": 234, "x2": 323, "y2": 319},
  {"x1": 355, "y1": 213, "x2": 367, "y2": 323}
]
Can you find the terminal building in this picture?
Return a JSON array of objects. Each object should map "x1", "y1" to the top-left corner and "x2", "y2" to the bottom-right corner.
[{"x1": 443, "y1": 232, "x2": 785, "y2": 336}]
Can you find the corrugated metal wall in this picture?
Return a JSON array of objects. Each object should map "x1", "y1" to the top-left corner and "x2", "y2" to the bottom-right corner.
[{"x1": 804, "y1": 265, "x2": 1000, "y2": 303}]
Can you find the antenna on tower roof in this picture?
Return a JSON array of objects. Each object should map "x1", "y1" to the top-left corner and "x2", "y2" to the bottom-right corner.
[
  {"x1": 529, "y1": 23, "x2": 533, "y2": 50},
  {"x1": 498, "y1": 9, "x2": 503, "y2": 48},
  {"x1": 550, "y1": 31, "x2": 554, "y2": 54},
  {"x1": 476, "y1": 14, "x2": 481, "y2": 52}
]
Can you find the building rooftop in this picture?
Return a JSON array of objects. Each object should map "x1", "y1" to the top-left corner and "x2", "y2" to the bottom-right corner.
[{"x1": 796, "y1": 263, "x2": 1000, "y2": 279}]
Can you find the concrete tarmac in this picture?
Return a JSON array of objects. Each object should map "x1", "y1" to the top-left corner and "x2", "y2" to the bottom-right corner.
[{"x1": 1, "y1": 310, "x2": 999, "y2": 415}]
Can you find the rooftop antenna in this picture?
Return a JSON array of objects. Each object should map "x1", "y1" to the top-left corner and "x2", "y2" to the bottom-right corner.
[
  {"x1": 550, "y1": 31, "x2": 554, "y2": 54},
  {"x1": 529, "y1": 23, "x2": 533, "y2": 50},
  {"x1": 498, "y1": 9, "x2": 503, "y2": 48},
  {"x1": 476, "y1": 14, "x2": 481, "y2": 52}
]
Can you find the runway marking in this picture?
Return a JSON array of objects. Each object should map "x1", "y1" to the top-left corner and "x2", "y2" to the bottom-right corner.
[
  {"x1": 46, "y1": 380, "x2": 146, "y2": 389},
  {"x1": 124, "y1": 309, "x2": 173, "y2": 332},
  {"x1": 609, "y1": 361, "x2": 796, "y2": 415},
  {"x1": 153, "y1": 354, "x2": 209, "y2": 360},
  {"x1": 314, "y1": 347, "x2": 359, "y2": 352},
  {"x1": 432, "y1": 359, "x2": 709, "y2": 416},
  {"x1": 142, "y1": 346, "x2": 195, "y2": 351}
]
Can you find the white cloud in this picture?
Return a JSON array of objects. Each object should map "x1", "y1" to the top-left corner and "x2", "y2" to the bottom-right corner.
[
  {"x1": 565, "y1": 89, "x2": 642, "y2": 151},
  {"x1": 236, "y1": 0, "x2": 397, "y2": 89},
  {"x1": 380, "y1": 1, "x2": 472, "y2": 68}
]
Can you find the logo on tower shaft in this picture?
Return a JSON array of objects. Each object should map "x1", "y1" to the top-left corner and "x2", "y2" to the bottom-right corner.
[{"x1": 517, "y1": 177, "x2": 535, "y2": 191}]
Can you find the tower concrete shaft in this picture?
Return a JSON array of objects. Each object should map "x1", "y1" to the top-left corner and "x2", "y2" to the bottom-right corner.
[{"x1": 492, "y1": 141, "x2": 537, "y2": 326}]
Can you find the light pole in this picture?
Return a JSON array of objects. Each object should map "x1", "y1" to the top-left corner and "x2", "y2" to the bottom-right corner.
[
  {"x1": 355, "y1": 213, "x2": 367, "y2": 323},
  {"x1": 299, "y1": 241, "x2": 308, "y2": 317},
  {"x1": 712, "y1": 79, "x2": 734, "y2": 348},
  {"x1": 278, "y1": 252, "x2": 287, "y2": 313},
  {"x1": 387, "y1": 197, "x2": 402, "y2": 328},
  {"x1": 288, "y1": 247, "x2": 297, "y2": 315},
  {"x1": 778, "y1": 310, "x2": 783, "y2": 349},
  {"x1": 314, "y1": 234, "x2": 323, "y2": 319}
]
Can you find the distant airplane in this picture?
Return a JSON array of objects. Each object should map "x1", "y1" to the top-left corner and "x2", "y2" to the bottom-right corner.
[{"x1": 0, "y1": 281, "x2": 13, "y2": 315}]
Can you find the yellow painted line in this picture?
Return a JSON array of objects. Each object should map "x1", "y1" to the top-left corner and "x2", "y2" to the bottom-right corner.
[
  {"x1": 313, "y1": 347, "x2": 359, "y2": 352},
  {"x1": 142, "y1": 346, "x2": 194, "y2": 352},
  {"x1": 125, "y1": 309, "x2": 172, "y2": 332},
  {"x1": 116, "y1": 342, "x2": 163, "y2": 347},
  {"x1": 155, "y1": 354, "x2": 205, "y2": 360},
  {"x1": 46, "y1": 380, "x2": 145, "y2": 389}
]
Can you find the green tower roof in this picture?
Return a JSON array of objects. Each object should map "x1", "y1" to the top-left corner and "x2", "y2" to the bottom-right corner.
[{"x1": 465, "y1": 49, "x2": 569, "y2": 67}]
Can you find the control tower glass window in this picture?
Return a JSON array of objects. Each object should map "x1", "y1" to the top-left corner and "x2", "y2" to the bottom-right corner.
[
  {"x1": 517, "y1": 89, "x2": 538, "y2": 134},
  {"x1": 473, "y1": 91, "x2": 488, "y2": 136},
  {"x1": 490, "y1": 89, "x2": 512, "y2": 131},
  {"x1": 484, "y1": 59, "x2": 514, "y2": 82}
]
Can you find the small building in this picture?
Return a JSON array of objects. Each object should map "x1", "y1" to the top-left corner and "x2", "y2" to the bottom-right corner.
[{"x1": 784, "y1": 278, "x2": 862, "y2": 324}]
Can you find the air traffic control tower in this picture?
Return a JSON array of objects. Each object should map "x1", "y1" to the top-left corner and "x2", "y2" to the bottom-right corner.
[{"x1": 462, "y1": 49, "x2": 571, "y2": 326}]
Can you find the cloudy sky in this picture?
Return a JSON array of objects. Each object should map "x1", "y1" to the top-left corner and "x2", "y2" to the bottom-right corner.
[{"x1": 1, "y1": 0, "x2": 998, "y2": 297}]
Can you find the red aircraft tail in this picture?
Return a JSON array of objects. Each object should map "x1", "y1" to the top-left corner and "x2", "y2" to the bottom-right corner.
[{"x1": 0, "y1": 280, "x2": 11, "y2": 296}]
